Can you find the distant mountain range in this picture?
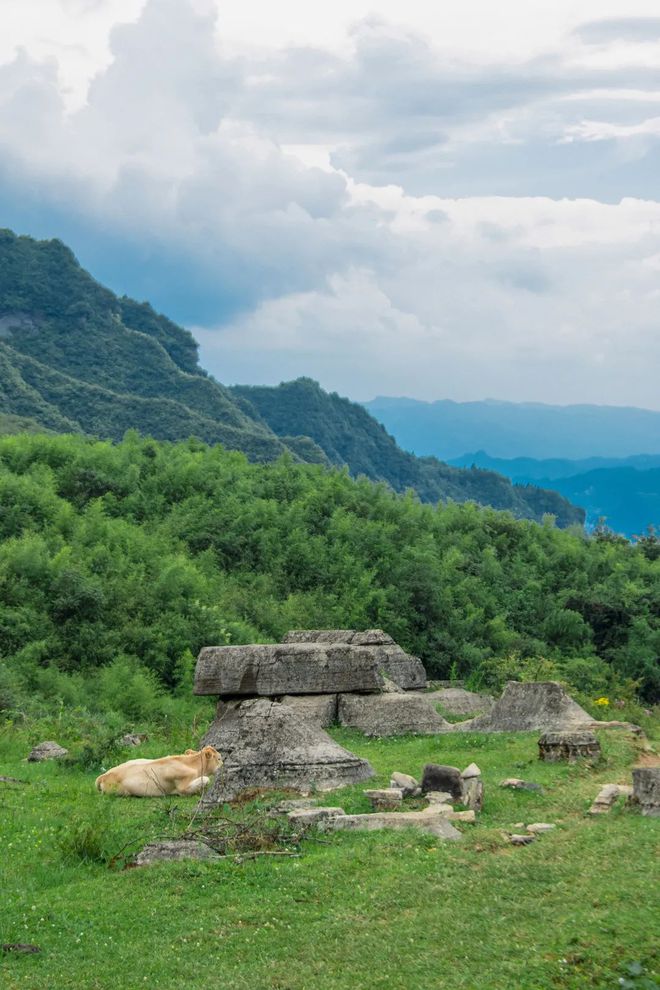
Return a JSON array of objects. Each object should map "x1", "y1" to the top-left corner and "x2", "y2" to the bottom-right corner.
[
  {"x1": 449, "y1": 452, "x2": 660, "y2": 537},
  {"x1": 363, "y1": 396, "x2": 660, "y2": 461},
  {"x1": 0, "y1": 230, "x2": 583, "y2": 527}
]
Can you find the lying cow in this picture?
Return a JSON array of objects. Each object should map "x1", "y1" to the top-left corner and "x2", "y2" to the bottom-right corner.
[{"x1": 95, "y1": 745, "x2": 222, "y2": 797}]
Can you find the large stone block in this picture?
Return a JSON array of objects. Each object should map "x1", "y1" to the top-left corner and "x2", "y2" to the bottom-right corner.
[
  {"x1": 281, "y1": 631, "x2": 427, "y2": 690},
  {"x1": 632, "y1": 767, "x2": 660, "y2": 817},
  {"x1": 199, "y1": 699, "x2": 374, "y2": 804},
  {"x1": 337, "y1": 693, "x2": 451, "y2": 737},
  {"x1": 327, "y1": 808, "x2": 462, "y2": 840},
  {"x1": 421, "y1": 764, "x2": 464, "y2": 801},
  {"x1": 278, "y1": 694, "x2": 338, "y2": 727},
  {"x1": 194, "y1": 644, "x2": 384, "y2": 697},
  {"x1": 454, "y1": 681, "x2": 593, "y2": 733}
]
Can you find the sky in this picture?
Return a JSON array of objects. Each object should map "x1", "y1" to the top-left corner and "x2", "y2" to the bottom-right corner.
[{"x1": 1, "y1": 1, "x2": 660, "y2": 408}]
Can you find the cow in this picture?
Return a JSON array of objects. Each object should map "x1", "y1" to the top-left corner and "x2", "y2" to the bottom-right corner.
[{"x1": 95, "y1": 745, "x2": 222, "y2": 797}]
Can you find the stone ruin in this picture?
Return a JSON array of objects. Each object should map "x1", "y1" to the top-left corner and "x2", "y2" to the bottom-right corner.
[
  {"x1": 454, "y1": 680, "x2": 594, "y2": 733},
  {"x1": 194, "y1": 630, "x2": 449, "y2": 804}
]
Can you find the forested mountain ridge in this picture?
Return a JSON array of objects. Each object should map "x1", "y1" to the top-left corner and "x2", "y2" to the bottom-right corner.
[
  {"x1": 233, "y1": 379, "x2": 584, "y2": 527},
  {"x1": 0, "y1": 433, "x2": 657, "y2": 709},
  {"x1": 0, "y1": 229, "x2": 581, "y2": 525}
]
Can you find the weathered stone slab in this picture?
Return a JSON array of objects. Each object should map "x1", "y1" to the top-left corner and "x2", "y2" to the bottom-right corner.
[
  {"x1": 509, "y1": 833, "x2": 535, "y2": 846},
  {"x1": 27, "y1": 741, "x2": 68, "y2": 762},
  {"x1": 194, "y1": 644, "x2": 384, "y2": 696},
  {"x1": 199, "y1": 699, "x2": 374, "y2": 804},
  {"x1": 460, "y1": 764, "x2": 484, "y2": 811},
  {"x1": 538, "y1": 730, "x2": 601, "y2": 763},
  {"x1": 327, "y1": 808, "x2": 462, "y2": 840},
  {"x1": 278, "y1": 694, "x2": 338, "y2": 727},
  {"x1": 282, "y1": 629, "x2": 394, "y2": 646},
  {"x1": 281, "y1": 631, "x2": 426, "y2": 689},
  {"x1": 288, "y1": 807, "x2": 346, "y2": 826},
  {"x1": 421, "y1": 764, "x2": 464, "y2": 801},
  {"x1": 421, "y1": 688, "x2": 494, "y2": 716},
  {"x1": 500, "y1": 778, "x2": 544, "y2": 793},
  {"x1": 454, "y1": 681, "x2": 593, "y2": 733},
  {"x1": 588, "y1": 784, "x2": 630, "y2": 815},
  {"x1": 526, "y1": 823, "x2": 556, "y2": 834},
  {"x1": 119, "y1": 733, "x2": 148, "y2": 747},
  {"x1": 134, "y1": 840, "x2": 219, "y2": 866},
  {"x1": 338, "y1": 693, "x2": 450, "y2": 736},
  {"x1": 632, "y1": 767, "x2": 660, "y2": 817}
]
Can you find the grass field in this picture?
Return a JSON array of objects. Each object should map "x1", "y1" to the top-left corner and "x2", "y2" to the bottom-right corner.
[{"x1": 1, "y1": 721, "x2": 658, "y2": 990}]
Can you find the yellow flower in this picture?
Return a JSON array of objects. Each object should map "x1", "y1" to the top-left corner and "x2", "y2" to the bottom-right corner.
[{"x1": 594, "y1": 696, "x2": 610, "y2": 706}]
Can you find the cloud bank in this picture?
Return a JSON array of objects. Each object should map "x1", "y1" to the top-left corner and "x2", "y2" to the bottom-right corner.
[{"x1": 0, "y1": 0, "x2": 659, "y2": 407}]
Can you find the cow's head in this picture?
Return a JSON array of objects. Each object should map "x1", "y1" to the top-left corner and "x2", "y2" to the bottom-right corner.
[{"x1": 201, "y1": 745, "x2": 222, "y2": 773}]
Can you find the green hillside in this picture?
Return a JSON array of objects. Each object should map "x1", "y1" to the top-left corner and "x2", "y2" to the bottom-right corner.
[
  {"x1": 0, "y1": 230, "x2": 581, "y2": 524},
  {"x1": 233, "y1": 379, "x2": 585, "y2": 527}
]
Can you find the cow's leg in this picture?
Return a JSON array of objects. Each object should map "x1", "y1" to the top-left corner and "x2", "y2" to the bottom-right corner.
[{"x1": 177, "y1": 775, "x2": 210, "y2": 795}]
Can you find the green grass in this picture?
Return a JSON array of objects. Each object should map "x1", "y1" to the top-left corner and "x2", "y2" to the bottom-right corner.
[{"x1": 0, "y1": 722, "x2": 658, "y2": 990}]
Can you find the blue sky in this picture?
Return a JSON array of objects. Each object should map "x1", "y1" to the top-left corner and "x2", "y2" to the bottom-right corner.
[{"x1": 1, "y1": 0, "x2": 660, "y2": 408}]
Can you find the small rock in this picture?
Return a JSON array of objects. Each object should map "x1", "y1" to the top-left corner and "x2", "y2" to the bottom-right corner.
[
  {"x1": 509, "y1": 834, "x2": 536, "y2": 846},
  {"x1": 425, "y1": 790, "x2": 454, "y2": 805},
  {"x1": 461, "y1": 763, "x2": 482, "y2": 779},
  {"x1": 363, "y1": 789, "x2": 403, "y2": 811},
  {"x1": 421, "y1": 764, "x2": 463, "y2": 801},
  {"x1": 511, "y1": 822, "x2": 525, "y2": 829},
  {"x1": 119, "y1": 733, "x2": 148, "y2": 747},
  {"x1": 1, "y1": 944, "x2": 41, "y2": 954},
  {"x1": 447, "y1": 810, "x2": 476, "y2": 823},
  {"x1": 588, "y1": 784, "x2": 626, "y2": 815},
  {"x1": 461, "y1": 775, "x2": 484, "y2": 812},
  {"x1": 27, "y1": 741, "x2": 68, "y2": 762},
  {"x1": 526, "y1": 823, "x2": 555, "y2": 834},
  {"x1": 500, "y1": 778, "x2": 544, "y2": 792},
  {"x1": 274, "y1": 798, "x2": 318, "y2": 813},
  {"x1": 288, "y1": 807, "x2": 346, "y2": 827},
  {"x1": 390, "y1": 772, "x2": 418, "y2": 796},
  {"x1": 134, "y1": 840, "x2": 219, "y2": 866}
]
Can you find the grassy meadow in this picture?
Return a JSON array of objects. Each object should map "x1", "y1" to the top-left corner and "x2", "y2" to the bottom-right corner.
[{"x1": 1, "y1": 719, "x2": 658, "y2": 990}]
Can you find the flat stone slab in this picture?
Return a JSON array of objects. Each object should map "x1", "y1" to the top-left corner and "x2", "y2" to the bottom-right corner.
[
  {"x1": 338, "y1": 693, "x2": 450, "y2": 736},
  {"x1": 281, "y1": 630, "x2": 426, "y2": 690},
  {"x1": 538, "y1": 731, "x2": 601, "y2": 762},
  {"x1": 326, "y1": 808, "x2": 462, "y2": 840},
  {"x1": 200, "y1": 699, "x2": 374, "y2": 804},
  {"x1": 278, "y1": 694, "x2": 338, "y2": 727},
  {"x1": 389, "y1": 772, "x2": 419, "y2": 796},
  {"x1": 526, "y1": 823, "x2": 556, "y2": 834},
  {"x1": 288, "y1": 807, "x2": 346, "y2": 826},
  {"x1": 194, "y1": 643, "x2": 385, "y2": 696},
  {"x1": 364, "y1": 789, "x2": 403, "y2": 810},
  {"x1": 454, "y1": 681, "x2": 593, "y2": 733},
  {"x1": 134, "y1": 840, "x2": 219, "y2": 866},
  {"x1": 27, "y1": 741, "x2": 68, "y2": 762},
  {"x1": 500, "y1": 778, "x2": 544, "y2": 793},
  {"x1": 509, "y1": 833, "x2": 536, "y2": 846},
  {"x1": 632, "y1": 767, "x2": 660, "y2": 817},
  {"x1": 588, "y1": 784, "x2": 632, "y2": 815}
]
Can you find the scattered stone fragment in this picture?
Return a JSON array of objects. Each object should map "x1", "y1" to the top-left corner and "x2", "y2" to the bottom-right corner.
[
  {"x1": 134, "y1": 840, "x2": 219, "y2": 866},
  {"x1": 1, "y1": 944, "x2": 41, "y2": 954},
  {"x1": 588, "y1": 784, "x2": 632, "y2": 815},
  {"x1": 425, "y1": 791, "x2": 454, "y2": 805},
  {"x1": 511, "y1": 822, "x2": 525, "y2": 829},
  {"x1": 421, "y1": 764, "x2": 464, "y2": 801},
  {"x1": 447, "y1": 810, "x2": 476, "y2": 823},
  {"x1": 509, "y1": 833, "x2": 536, "y2": 846},
  {"x1": 454, "y1": 681, "x2": 594, "y2": 733},
  {"x1": 27, "y1": 741, "x2": 68, "y2": 762},
  {"x1": 389, "y1": 772, "x2": 419, "y2": 796},
  {"x1": 337, "y1": 693, "x2": 450, "y2": 736},
  {"x1": 460, "y1": 763, "x2": 484, "y2": 812},
  {"x1": 119, "y1": 733, "x2": 148, "y2": 747},
  {"x1": 363, "y1": 788, "x2": 403, "y2": 811},
  {"x1": 274, "y1": 798, "x2": 318, "y2": 813},
  {"x1": 327, "y1": 808, "x2": 462, "y2": 840},
  {"x1": 0, "y1": 776, "x2": 27, "y2": 785},
  {"x1": 526, "y1": 823, "x2": 556, "y2": 834},
  {"x1": 500, "y1": 778, "x2": 544, "y2": 792},
  {"x1": 288, "y1": 807, "x2": 346, "y2": 826},
  {"x1": 632, "y1": 767, "x2": 660, "y2": 817},
  {"x1": 538, "y1": 731, "x2": 601, "y2": 763}
]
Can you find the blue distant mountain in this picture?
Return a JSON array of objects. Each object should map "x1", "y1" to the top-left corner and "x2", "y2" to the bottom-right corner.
[{"x1": 363, "y1": 397, "x2": 660, "y2": 461}]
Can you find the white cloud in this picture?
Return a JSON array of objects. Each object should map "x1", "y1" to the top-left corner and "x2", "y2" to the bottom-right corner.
[{"x1": 0, "y1": 0, "x2": 659, "y2": 409}]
